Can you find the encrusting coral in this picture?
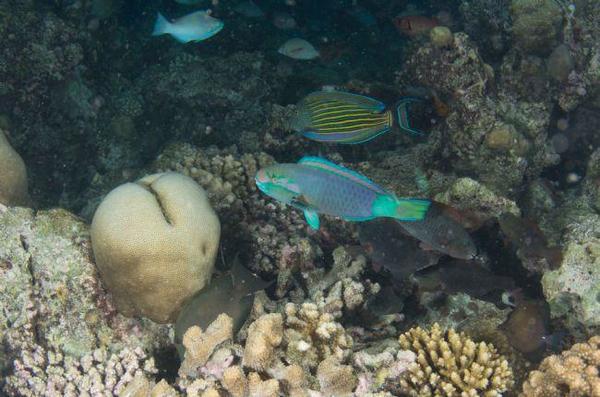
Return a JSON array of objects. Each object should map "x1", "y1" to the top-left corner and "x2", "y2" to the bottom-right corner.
[
  {"x1": 91, "y1": 172, "x2": 221, "y2": 323},
  {"x1": 0, "y1": 207, "x2": 170, "y2": 396},
  {"x1": 397, "y1": 323, "x2": 514, "y2": 397},
  {"x1": 520, "y1": 335, "x2": 600, "y2": 397}
]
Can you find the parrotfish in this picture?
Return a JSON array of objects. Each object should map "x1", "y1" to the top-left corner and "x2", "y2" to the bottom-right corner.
[
  {"x1": 290, "y1": 91, "x2": 425, "y2": 144},
  {"x1": 397, "y1": 201, "x2": 477, "y2": 260},
  {"x1": 152, "y1": 11, "x2": 224, "y2": 44},
  {"x1": 278, "y1": 38, "x2": 320, "y2": 60},
  {"x1": 255, "y1": 156, "x2": 430, "y2": 229},
  {"x1": 358, "y1": 218, "x2": 441, "y2": 279}
]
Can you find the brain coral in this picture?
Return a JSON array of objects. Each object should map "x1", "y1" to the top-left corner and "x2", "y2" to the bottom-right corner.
[
  {"x1": 91, "y1": 172, "x2": 220, "y2": 323},
  {"x1": 398, "y1": 323, "x2": 514, "y2": 397}
]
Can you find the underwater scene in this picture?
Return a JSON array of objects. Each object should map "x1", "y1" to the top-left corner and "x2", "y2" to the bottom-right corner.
[{"x1": 1, "y1": 0, "x2": 600, "y2": 395}]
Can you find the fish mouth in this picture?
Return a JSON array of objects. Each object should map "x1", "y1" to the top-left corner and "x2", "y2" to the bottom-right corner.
[{"x1": 255, "y1": 169, "x2": 270, "y2": 192}]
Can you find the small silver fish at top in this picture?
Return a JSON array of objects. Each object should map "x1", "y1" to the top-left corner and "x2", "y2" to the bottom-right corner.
[
  {"x1": 152, "y1": 11, "x2": 224, "y2": 43},
  {"x1": 278, "y1": 38, "x2": 320, "y2": 60}
]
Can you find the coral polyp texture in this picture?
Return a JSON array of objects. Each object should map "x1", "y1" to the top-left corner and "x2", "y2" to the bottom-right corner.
[
  {"x1": 397, "y1": 323, "x2": 514, "y2": 397},
  {"x1": 91, "y1": 172, "x2": 221, "y2": 323},
  {"x1": 520, "y1": 335, "x2": 600, "y2": 397}
]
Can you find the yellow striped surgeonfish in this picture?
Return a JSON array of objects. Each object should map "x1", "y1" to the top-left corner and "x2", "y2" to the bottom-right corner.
[{"x1": 289, "y1": 91, "x2": 425, "y2": 144}]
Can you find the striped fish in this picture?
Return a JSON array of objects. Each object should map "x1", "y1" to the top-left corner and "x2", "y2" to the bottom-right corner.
[{"x1": 290, "y1": 91, "x2": 424, "y2": 144}]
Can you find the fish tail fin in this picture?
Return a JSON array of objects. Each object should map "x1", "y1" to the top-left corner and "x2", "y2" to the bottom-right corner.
[
  {"x1": 152, "y1": 12, "x2": 170, "y2": 36},
  {"x1": 394, "y1": 198, "x2": 430, "y2": 221},
  {"x1": 394, "y1": 97, "x2": 425, "y2": 136},
  {"x1": 373, "y1": 195, "x2": 430, "y2": 221}
]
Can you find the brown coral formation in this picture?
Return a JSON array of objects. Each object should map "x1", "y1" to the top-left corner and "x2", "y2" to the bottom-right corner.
[
  {"x1": 179, "y1": 314, "x2": 234, "y2": 378},
  {"x1": 283, "y1": 301, "x2": 354, "y2": 371},
  {"x1": 242, "y1": 313, "x2": 283, "y2": 371},
  {"x1": 520, "y1": 335, "x2": 600, "y2": 397},
  {"x1": 317, "y1": 356, "x2": 358, "y2": 397},
  {"x1": 398, "y1": 323, "x2": 514, "y2": 397}
]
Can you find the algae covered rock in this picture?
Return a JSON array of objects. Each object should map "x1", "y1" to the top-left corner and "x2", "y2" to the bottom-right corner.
[
  {"x1": 511, "y1": 0, "x2": 563, "y2": 55},
  {"x1": 0, "y1": 129, "x2": 28, "y2": 206},
  {"x1": 0, "y1": 206, "x2": 169, "y2": 395},
  {"x1": 541, "y1": 215, "x2": 600, "y2": 337},
  {"x1": 91, "y1": 172, "x2": 220, "y2": 323}
]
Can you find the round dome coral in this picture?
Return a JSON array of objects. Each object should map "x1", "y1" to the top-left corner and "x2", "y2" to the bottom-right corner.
[{"x1": 91, "y1": 172, "x2": 220, "y2": 323}]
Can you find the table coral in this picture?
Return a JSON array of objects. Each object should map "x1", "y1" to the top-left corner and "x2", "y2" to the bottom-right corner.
[
  {"x1": 398, "y1": 323, "x2": 514, "y2": 397},
  {"x1": 520, "y1": 335, "x2": 600, "y2": 397}
]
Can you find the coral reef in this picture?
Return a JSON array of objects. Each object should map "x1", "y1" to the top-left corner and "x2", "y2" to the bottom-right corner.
[
  {"x1": 435, "y1": 177, "x2": 520, "y2": 221},
  {"x1": 398, "y1": 323, "x2": 514, "y2": 396},
  {"x1": 242, "y1": 313, "x2": 283, "y2": 372},
  {"x1": 3, "y1": 0, "x2": 600, "y2": 393},
  {"x1": 91, "y1": 172, "x2": 220, "y2": 323},
  {"x1": 520, "y1": 335, "x2": 600, "y2": 397},
  {"x1": 0, "y1": 129, "x2": 29, "y2": 206},
  {"x1": 179, "y1": 314, "x2": 234, "y2": 378},
  {"x1": 400, "y1": 32, "x2": 558, "y2": 196},
  {"x1": 541, "y1": 216, "x2": 600, "y2": 337},
  {"x1": 0, "y1": 206, "x2": 170, "y2": 396},
  {"x1": 282, "y1": 301, "x2": 354, "y2": 371},
  {"x1": 510, "y1": 0, "x2": 563, "y2": 55}
]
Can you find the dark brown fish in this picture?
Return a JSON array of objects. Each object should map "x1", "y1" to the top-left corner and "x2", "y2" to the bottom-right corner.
[
  {"x1": 358, "y1": 218, "x2": 440, "y2": 279},
  {"x1": 500, "y1": 299, "x2": 551, "y2": 355},
  {"x1": 175, "y1": 260, "x2": 270, "y2": 356},
  {"x1": 437, "y1": 260, "x2": 515, "y2": 298},
  {"x1": 397, "y1": 202, "x2": 477, "y2": 260},
  {"x1": 498, "y1": 213, "x2": 562, "y2": 274}
]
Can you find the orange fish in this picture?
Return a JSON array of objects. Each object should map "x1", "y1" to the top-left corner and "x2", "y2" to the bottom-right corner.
[{"x1": 393, "y1": 15, "x2": 438, "y2": 37}]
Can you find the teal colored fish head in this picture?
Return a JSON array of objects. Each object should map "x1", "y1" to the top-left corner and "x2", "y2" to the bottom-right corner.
[{"x1": 255, "y1": 165, "x2": 301, "y2": 204}]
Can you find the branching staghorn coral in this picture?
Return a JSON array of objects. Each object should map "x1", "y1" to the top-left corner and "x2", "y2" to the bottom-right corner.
[
  {"x1": 520, "y1": 335, "x2": 600, "y2": 397},
  {"x1": 398, "y1": 323, "x2": 514, "y2": 397}
]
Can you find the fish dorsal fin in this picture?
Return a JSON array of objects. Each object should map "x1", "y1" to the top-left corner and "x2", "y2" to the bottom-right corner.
[
  {"x1": 299, "y1": 156, "x2": 388, "y2": 195},
  {"x1": 304, "y1": 91, "x2": 386, "y2": 113}
]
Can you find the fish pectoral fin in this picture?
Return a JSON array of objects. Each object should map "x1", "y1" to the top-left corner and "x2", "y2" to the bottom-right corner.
[{"x1": 303, "y1": 209, "x2": 320, "y2": 230}]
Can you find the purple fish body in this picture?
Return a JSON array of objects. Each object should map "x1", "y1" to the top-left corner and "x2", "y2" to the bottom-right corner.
[{"x1": 287, "y1": 164, "x2": 383, "y2": 219}]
